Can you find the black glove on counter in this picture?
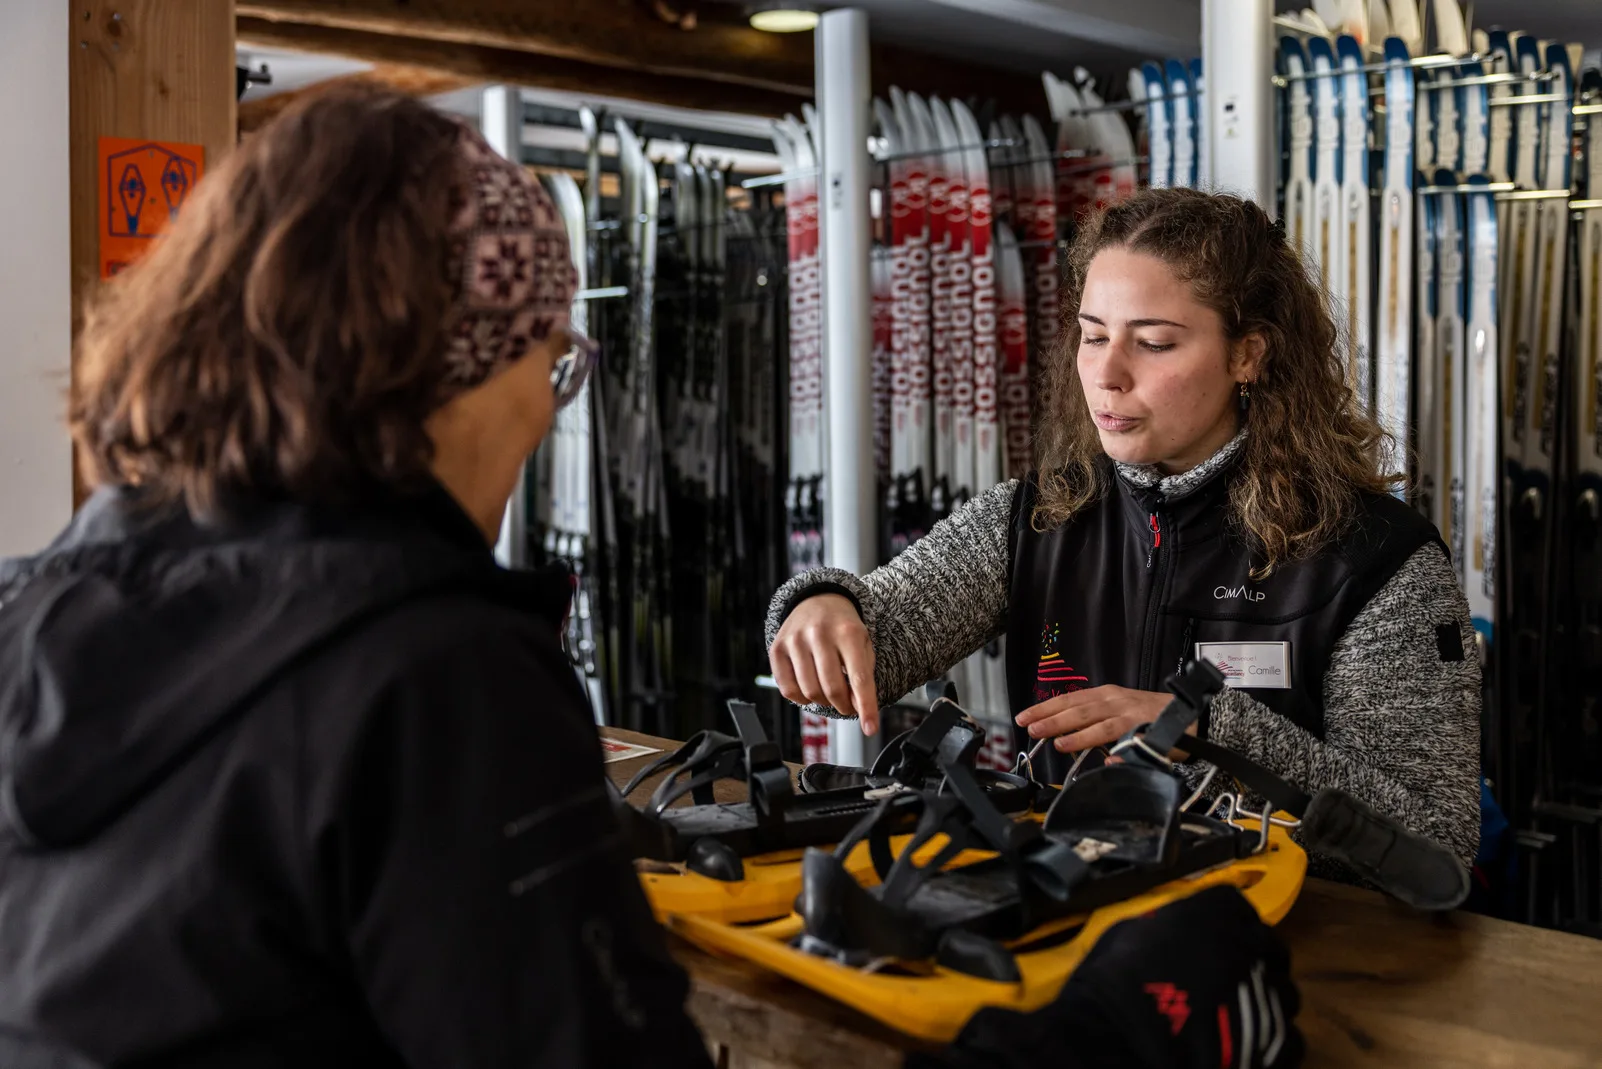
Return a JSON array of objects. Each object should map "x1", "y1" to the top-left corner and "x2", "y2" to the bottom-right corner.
[{"x1": 908, "y1": 884, "x2": 1303, "y2": 1069}]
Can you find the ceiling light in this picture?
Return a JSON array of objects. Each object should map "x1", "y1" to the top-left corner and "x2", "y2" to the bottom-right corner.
[{"x1": 747, "y1": 2, "x2": 819, "y2": 33}]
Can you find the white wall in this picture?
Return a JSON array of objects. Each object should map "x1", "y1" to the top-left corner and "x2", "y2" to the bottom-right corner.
[{"x1": 0, "y1": 5, "x2": 73, "y2": 556}]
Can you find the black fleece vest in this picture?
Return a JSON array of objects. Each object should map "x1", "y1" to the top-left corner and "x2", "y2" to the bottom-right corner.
[{"x1": 1006, "y1": 459, "x2": 1443, "y2": 785}]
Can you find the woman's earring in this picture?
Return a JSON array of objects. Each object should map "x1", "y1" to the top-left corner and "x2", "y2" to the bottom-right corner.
[{"x1": 1238, "y1": 381, "x2": 1251, "y2": 409}]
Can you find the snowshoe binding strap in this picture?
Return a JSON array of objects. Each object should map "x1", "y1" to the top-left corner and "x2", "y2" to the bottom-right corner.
[
  {"x1": 798, "y1": 692, "x2": 1035, "y2": 808},
  {"x1": 798, "y1": 762, "x2": 1087, "y2": 964},
  {"x1": 1110, "y1": 658, "x2": 1227, "y2": 770},
  {"x1": 797, "y1": 697, "x2": 981, "y2": 794},
  {"x1": 1163, "y1": 734, "x2": 1468, "y2": 909},
  {"x1": 618, "y1": 700, "x2": 792, "y2": 819},
  {"x1": 1110, "y1": 660, "x2": 1468, "y2": 909}
]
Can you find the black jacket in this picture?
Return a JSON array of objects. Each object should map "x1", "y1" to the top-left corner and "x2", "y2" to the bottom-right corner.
[
  {"x1": 1007, "y1": 458, "x2": 1441, "y2": 784},
  {"x1": 0, "y1": 485, "x2": 710, "y2": 1069}
]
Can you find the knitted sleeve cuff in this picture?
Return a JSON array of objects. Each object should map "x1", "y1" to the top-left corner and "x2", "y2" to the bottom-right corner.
[{"x1": 762, "y1": 568, "x2": 878, "y2": 722}]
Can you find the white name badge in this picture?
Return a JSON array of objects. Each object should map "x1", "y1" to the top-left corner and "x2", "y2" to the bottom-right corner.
[{"x1": 1195, "y1": 641, "x2": 1292, "y2": 690}]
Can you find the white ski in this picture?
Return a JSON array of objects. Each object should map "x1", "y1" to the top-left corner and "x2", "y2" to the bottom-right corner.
[
  {"x1": 1020, "y1": 115, "x2": 1060, "y2": 436},
  {"x1": 1167, "y1": 58, "x2": 1197, "y2": 189},
  {"x1": 1074, "y1": 69, "x2": 1138, "y2": 209},
  {"x1": 1191, "y1": 58, "x2": 1209, "y2": 190},
  {"x1": 1428, "y1": 168, "x2": 1468, "y2": 573},
  {"x1": 1415, "y1": 176, "x2": 1440, "y2": 518},
  {"x1": 1337, "y1": 34, "x2": 1372, "y2": 411},
  {"x1": 1464, "y1": 175, "x2": 1500, "y2": 658},
  {"x1": 1281, "y1": 36, "x2": 1318, "y2": 270},
  {"x1": 955, "y1": 98, "x2": 1005, "y2": 731},
  {"x1": 1375, "y1": 36, "x2": 1416, "y2": 484},
  {"x1": 1309, "y1": 35, "x2": 1342, "y2": 294},
  {"x1": 1141, "y1": 61, "x2": 1173, "y2": 190},
  {"x1": 997, "y1": 222, "x2": 1031, "y2": 482}
]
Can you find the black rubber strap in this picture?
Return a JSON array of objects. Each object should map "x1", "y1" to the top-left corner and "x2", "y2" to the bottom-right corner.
[
  {"x1": 1142, "y1": 659, "x2": 1227, "y2": 756},
  {"x1": 648, "y1": 746, "x2": 744, "y2": 814},
  {"x1": 620, "y1": 730, "x2": 732, "y2": 798}
]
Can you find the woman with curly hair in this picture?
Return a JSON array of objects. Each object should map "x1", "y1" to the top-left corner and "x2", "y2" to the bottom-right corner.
[{"x1": 769, "y1": 187, "x2": 1481, "y2": 874}]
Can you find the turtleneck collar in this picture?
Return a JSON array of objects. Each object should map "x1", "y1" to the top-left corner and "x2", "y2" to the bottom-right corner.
[{"x1": 1112, "y1": 427, "x2": 1247, "y2": 504}]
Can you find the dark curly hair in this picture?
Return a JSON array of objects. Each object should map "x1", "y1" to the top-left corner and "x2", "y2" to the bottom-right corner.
[
  {"x1": 1035, "y1": 187, "x2": 1400, "y2": 575},
  {"x1": 71, "y1": 85, "x2": 466, "y2": 517}
]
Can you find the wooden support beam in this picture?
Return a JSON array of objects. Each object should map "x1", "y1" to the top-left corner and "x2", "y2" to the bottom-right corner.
[
  {"x1": 237, "y1": 0, "x2": 1047, "y2": 122},
  {"x1": 239, "y1": 64, "x2": 479, "y2": 134},
  {"x1": 237, "y1": 0, "x2": 814, "y2": 96},
  {"x1": 70, "y1": 0, "x2": 238, "y2": 505},
  {"x1": 237, "y1": 16, "x2": 811, "y2": 118}
]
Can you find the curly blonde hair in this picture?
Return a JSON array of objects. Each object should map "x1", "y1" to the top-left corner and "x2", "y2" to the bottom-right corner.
[{"x1": 1034, "y1": 188, "x2": 1400, "y2": 575}]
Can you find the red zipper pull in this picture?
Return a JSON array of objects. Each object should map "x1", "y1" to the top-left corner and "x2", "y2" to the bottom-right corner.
[{"x1": 1147, "y1": 513, "x2": 1162, "y2": 569}]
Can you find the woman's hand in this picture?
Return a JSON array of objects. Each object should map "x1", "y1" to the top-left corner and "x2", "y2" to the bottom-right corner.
[
  {"x1": 1015, "y1": 685, "x2": 1192, "y2": 754},
  {"x1": 768, "y1": 594, "x2": 881, "y2": 736}
]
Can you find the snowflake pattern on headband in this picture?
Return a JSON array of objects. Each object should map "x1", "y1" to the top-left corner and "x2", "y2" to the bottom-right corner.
[{"x1": 439, "y1": 126, "x2": 576, "y2": 397}]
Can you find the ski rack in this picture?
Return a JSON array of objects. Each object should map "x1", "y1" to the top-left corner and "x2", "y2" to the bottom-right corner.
[
  {"x1": 1415, "y1": 181, "x2": 1573, "y2": 201},
  {"x1": 1058, "y1": 89, "x2": 1202, "y2": 118}
]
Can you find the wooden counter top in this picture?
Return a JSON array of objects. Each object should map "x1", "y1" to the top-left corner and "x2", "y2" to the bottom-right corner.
[{"x1": 604, "y1": 728, "x2": 1602, "y2": 1069}]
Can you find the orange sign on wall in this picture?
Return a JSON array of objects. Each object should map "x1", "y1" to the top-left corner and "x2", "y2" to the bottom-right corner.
[{"x1": 97, "y1": 137, "x2": 205, "y2": 279}]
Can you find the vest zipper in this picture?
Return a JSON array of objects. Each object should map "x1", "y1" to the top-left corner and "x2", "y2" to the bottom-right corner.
[
  {"x1": 1175, "y1": 616, "x2": 1196, "y2": 677},
  {"x1": 1137, "y1": 508, "x2": 1169, "y2": 689}
]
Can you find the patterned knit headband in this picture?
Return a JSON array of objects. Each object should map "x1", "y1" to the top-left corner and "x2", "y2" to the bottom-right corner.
[{"x1": 438, "y1": 124, "x2": 577, "y2": 401}]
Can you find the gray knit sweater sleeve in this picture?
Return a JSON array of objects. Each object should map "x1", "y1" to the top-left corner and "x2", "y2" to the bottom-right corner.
[
  {"x1": 764, "y1": 479, "x2": 1017, "y2": 717},
  {"x1": 765, "y1": 491, "x2": 1481, "y2": 868},
  {"x1": 1204, "y1": 542, "x2": 1482, "y2": 867}
]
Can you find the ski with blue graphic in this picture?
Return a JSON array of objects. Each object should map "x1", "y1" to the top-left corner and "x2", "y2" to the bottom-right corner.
[
  {"x1": 1167, "y1": 58, "x2": 1196, "y2": 189},
  {"x1": 1191, "y1": 57, "x2": 1207, "y2": 189},
  {"x1": 1141, "y1": 61, "x2": 1172, "y2": 190}
]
